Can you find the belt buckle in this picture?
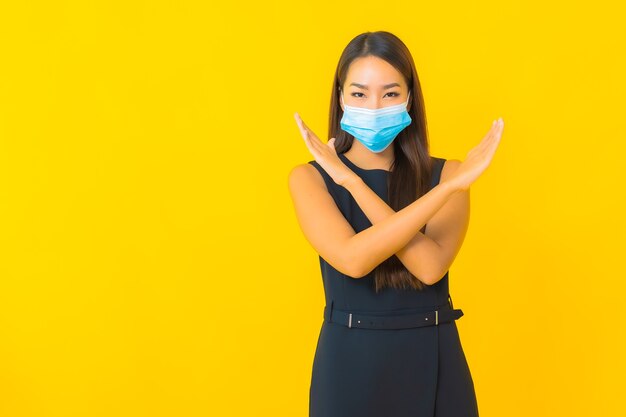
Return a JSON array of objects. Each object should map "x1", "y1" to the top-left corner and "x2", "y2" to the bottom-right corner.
[{"x1": 424, "y1": 310, "x2": 439, "y2": 326}]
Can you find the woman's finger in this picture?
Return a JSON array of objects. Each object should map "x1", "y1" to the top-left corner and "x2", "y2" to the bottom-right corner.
[
  {"x1": 294, "y1": 113, "x2": 308, "y2": 139},
  {"x1": 298, "y1": 116, "x2": 327, "y2": 155},
  {"x1": 295, "y1": 113, "x2": 318, "y2": 145},
  {"x1": 482, "y1": 119, "x2": 502, "y2": 150},
  {"x1": 474, "y1": 121, "x2": 495, "y2": 155},
  {"x1": 485, "y1": 120, "x2": 502, "y2": 152},
  {"x1": 301, "y1": 120, "x2": 323, "y2": 145},
  {"x1": 472, "y1": 120, "x2": 499, "y2": 162},
  {"x1": 295, "y1": 114, "x2": 320, "y2": 155},
  {"x1": 295, "y1": 113, "x2": 317, "y2": 155},
  {"x1": 485, "y1": 120, "x2": 504, "y2": 160},
  {"x1": 295, "y1": 114, "x2": 326, "y2": 159}
]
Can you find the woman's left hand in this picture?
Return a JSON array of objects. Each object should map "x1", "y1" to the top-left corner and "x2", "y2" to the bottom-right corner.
[{"x1": 294, "y1": 112, "x2": 357, "y2": 187}]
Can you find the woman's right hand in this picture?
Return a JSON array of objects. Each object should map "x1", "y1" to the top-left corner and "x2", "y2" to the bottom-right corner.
[
  {"x1": 445, "y1": 118, "x2": 505, "y2": 192},
  {"x1": 293, "y1": 112, "x2": 357, "y2": 187}
]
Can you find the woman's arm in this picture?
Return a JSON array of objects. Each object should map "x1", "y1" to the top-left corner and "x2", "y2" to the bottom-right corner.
[
  {"x1": 288, "y1": 163, "x2": 462, "y2": 279},
  {"x1": 341, "y1": 160, "x2": 470, "y2": 284},
  {"x1": 290, "y1": 114, "x2": 503, "y2": 279}
]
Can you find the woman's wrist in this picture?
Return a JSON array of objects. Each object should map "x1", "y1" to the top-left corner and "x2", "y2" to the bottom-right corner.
[
  {"x1": 339, "y1": 172, "x2": 364, "y2": 191},
  {"x1": 439, "y1": 178, "x2": 464, "y2": 196}
]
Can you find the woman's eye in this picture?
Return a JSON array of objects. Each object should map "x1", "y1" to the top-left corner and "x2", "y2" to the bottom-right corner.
[{"x1": 350, "y1": 92, "x2": 400, "y2": 98}]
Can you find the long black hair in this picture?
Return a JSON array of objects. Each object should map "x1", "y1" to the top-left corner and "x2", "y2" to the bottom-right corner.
[{"x1": 328, "y1": 31, "x2": 434, "y2": 292}]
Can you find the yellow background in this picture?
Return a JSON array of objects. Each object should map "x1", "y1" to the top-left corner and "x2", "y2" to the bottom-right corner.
[{"x1": 1, "y1": 1, "x2": 624, "y2": 416}]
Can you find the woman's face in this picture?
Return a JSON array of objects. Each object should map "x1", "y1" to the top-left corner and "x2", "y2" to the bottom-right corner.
[{"x1": 341, "y1": 55, "x2": 410, "y2": 111}]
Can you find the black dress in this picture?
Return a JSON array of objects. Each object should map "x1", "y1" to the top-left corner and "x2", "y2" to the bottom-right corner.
[{"x1": 307, "y1": 153, "x2": 479, "y2": 417}]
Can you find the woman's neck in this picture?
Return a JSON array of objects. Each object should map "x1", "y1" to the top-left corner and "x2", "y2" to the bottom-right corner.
[{"x1": 343, "y1": 143, "x2": 394, "y2": 171}]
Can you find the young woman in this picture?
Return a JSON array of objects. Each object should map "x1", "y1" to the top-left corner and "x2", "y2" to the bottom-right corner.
[{"x1": 288, "y1": 31, "x2": 504, "y2": 417}]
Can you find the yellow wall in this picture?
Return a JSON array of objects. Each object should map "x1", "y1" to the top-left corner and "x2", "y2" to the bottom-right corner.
[{"x1": 0, "y1": 1, "x2": 624, "y2": 416}]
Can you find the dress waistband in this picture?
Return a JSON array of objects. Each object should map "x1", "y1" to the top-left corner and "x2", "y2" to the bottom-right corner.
[{"x1": 323, "y1": 299, "x2": 464, "y2": 330}]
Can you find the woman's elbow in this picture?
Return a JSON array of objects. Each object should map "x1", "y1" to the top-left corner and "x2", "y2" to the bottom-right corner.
[
  {"x1": 341, "y1": 263, "x2": 368, "y2": 279},
  {"x1": 336, "y1": 252, "x2": 368, "y2": 279},
  {"x1": 421, "y1": 268, "x2": 447, "y2": 286}
]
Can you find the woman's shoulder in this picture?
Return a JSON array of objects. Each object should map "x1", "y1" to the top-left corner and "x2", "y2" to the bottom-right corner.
[
  {"x1": 287, "y1": 162, "x2": 329, "y2": 194},
  {"x1": 288, "y1": 161, "x2": 323, "y2": 182},
  {"x1": 435, "y1": 157, "x2": 462, "y2": 183}
]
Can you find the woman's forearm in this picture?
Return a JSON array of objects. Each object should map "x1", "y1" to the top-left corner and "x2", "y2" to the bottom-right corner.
[
  {"x1": 340, "y1": 174, "x2": 442, "y2": 280},
  {"x1": 341, "y1": 174, "x2": 460, "y2": 277}
]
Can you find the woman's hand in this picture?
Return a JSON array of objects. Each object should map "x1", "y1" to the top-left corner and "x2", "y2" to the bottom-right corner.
[
  {"x1": 294, "y1": 112, "x2": 357, "y2": 187},
  {"x1": 446, "y1": 118, "x2": 505, "y2": 192}
]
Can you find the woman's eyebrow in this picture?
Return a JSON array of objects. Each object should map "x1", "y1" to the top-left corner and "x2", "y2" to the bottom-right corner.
[{"x1": 349, "y1": 82, "x2": 400, "y2": 90}]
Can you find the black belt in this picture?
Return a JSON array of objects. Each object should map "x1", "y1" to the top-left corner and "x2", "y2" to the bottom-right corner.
[{"x1": 323, "y1": 298, "x2": 464, "y2": 330}]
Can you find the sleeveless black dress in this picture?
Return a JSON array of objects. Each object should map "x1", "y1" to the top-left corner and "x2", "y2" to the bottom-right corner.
[{"x1": 307, "y1": 152, "x2": 479, "y2": 417}]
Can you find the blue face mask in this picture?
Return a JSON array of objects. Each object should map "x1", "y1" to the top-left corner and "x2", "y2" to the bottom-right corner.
[{"x1": 340, "y1": 90, "x2": 412, "y2": 153}]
